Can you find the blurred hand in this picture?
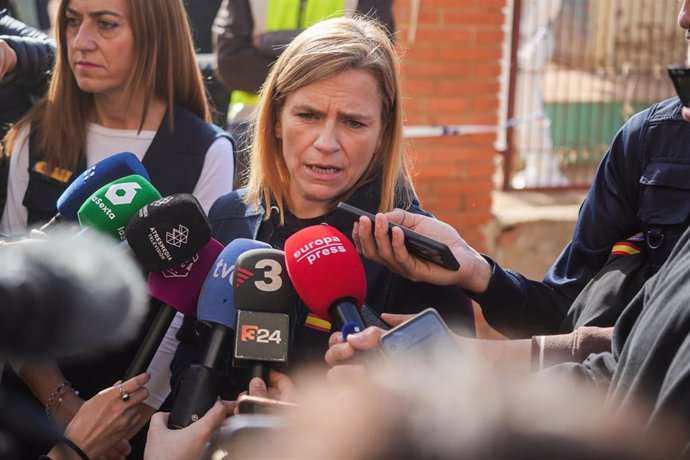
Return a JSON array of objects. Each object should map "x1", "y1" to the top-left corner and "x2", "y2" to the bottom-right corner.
[
  {"x1": 325, "y1": 313, "x2": 410, "y2": 381},
  {"x1": 144, "y1": 400, "x2": 232, "y2": 460},
  {"x1": 353, "y1": 210, "x2": 493, "y2": 294},
  {"x1": 54, "y1": 372, "x2": 151, "y2": 460},
  {"x1": 0, "y1": 39, "x2": 17, "y2": 80},
  {"x1": 251, "y1": 370, "x2": 297, "y2": 401}
]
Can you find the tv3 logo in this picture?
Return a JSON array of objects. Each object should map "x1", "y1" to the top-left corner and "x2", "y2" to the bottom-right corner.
[
  {"x1": 236, "y1": 258, "x2": 283, "y2": 292},
  {"x1": 240, "y1": 325, "x2": 282, "y2": 344}
]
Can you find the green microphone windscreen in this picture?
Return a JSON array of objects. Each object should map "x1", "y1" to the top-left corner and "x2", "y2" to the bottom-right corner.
[{"x1": 77, "y1": 174, "x2": 161, "y2": 240}]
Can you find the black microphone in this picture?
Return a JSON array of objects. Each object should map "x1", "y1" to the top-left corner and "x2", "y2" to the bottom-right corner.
[
  {"x1": 232, "y1": 248, "x2": 297, "y2": 383},
  {"x1": 0, "y1": 230, "x2": 148, "y2": 359},
  {"x1": 125, "y1": 194, "x2": 212, "y2": 272},
  {"x1": 121, "y1": 194, "x2": 218, "y2": 380}
]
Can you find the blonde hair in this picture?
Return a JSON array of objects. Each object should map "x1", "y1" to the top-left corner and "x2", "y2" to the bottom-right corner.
[
  {"x1": 5, "y1": 0, "x2": 210, "y2": 170},
  {"x1": 244, "y1": 16, "x2": 414, "y2": 224}
]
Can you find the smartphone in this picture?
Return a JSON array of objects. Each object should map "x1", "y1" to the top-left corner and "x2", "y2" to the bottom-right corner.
[
  {"x1": 380, "y1": 308, "x2": 459, "y2": 365},
  {"x1": 361, "y1": 303, "x2": 391, "y2": 331},
  {"x1": 236, "y1": 394, "x2": 297, "y2": 415},
  {"x1": 668, "y1": 65, "x2": 690, "y2": 107},
  {"x1": 329, "y1": 202, "x2": 460, "y2": 271}
]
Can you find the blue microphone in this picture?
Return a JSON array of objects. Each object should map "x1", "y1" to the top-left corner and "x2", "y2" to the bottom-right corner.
[
  {"x1": 57, "y1": 152, "x2": 149, "y2": 221},
  {"x1": 167, "y1": 238, "x2": 271, "y2": 429}
]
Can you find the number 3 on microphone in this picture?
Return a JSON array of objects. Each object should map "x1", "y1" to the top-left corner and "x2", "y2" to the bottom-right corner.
[{"x1": 253, "y1": 258, "x2": 283, "y2": 292}]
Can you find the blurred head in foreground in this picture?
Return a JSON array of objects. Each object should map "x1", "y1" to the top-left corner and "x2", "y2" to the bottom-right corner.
[
  {"x1": 214, "y1": 349, "x2": 686, "y2": 460},
  {"x1": 0, "y1": 230, "x2": 147, "y2": 359}
]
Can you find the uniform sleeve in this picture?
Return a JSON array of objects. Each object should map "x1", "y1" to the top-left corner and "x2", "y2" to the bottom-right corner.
[
  {"x1": 0, "y1": 15, "x2": 55, "y2": 93},
  {"x1": 0, "y1": 124, "x2": 31, "y2": 236},
  {"x1": 471, "y1": 111, "x2": 645, "y2": 338},
  {"x1": 192, "y1": 137, "x2": 235, "y2": 214},
  {"x1": 213, "y1": 0, "x2": 277, "y2": 92}
]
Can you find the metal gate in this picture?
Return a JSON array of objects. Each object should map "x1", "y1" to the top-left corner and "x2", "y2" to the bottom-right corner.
[{"x1": 504, "y1": 0, "x2": 687, "y2": 190}]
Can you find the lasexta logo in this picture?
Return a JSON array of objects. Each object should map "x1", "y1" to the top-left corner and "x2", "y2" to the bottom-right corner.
[{"x1": 105, "y1": 182, "x2": 142, "y2": 205}]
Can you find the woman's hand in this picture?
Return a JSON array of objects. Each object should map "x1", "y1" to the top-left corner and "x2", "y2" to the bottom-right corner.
[
  {"x1": 55, "y1": 372, "x2": 151, "y2": 460},
  {"x1": 352, "y1": 209, "x2": 493, "y2": 294}
]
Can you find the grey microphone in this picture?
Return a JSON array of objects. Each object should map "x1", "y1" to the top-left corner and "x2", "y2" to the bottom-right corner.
[{"x1": 0, "y1": 230, "x2": 148, "y2": 359}]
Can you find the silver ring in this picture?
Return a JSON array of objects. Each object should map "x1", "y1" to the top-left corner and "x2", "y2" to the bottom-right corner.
[{"x1": 118, "y1": 383, "x2": 130, "y2": 401}]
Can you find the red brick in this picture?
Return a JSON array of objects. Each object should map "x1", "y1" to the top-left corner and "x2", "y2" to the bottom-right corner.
[
  {"x1": 415, "y1": 28, "x2": 474, "y2": 43},
  {"x1": 430, "y1": 0, "x2": 478, "y2": 7},
  {"x1": 444, "y1": 10, "x2": 505, "y2": 27},
  {"x1": 471, "y1": 97, "x2": 499, "y2": 112},
  {"x1": 438, "y1": 81, "x2": 500, "y2": 96},
  {"x1": 417, "y1": 8, "x2": 442, "y2": 25},
  {"x1": 475, "y1": 63, "x2": 502, "y2": 78},
  {"x1": 393, "y1": 0, "x2": 507, "y2": 252},
  {"x1": 441, "y1": 46, "x2": 503, "y2": 61},
  {"x1": 402, "y1": 78, "x2": 437, "y2": 96},
  {"x1": 477, "y1": 30, "x2": 505, "y2": 44},
  {"x1": 405, "y1": 45, "x2": 439, "y2": 61}
]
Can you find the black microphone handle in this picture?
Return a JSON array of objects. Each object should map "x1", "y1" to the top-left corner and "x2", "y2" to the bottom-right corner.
[
  {"x1": 124, "y1": 303, "x2": 177, "y2": 380},
  {"x1": 201, "y1": 323, "x2": 234, "y2": 369},
  {"x1": 329, "y1": 298, "x2": 365, "y2": 331},
  {"x1": 250, "y1": 362, "x2": 269, "y2": 384},
  {"x1": 168, "y1": 364, "x2": 221, "y2": 429}
]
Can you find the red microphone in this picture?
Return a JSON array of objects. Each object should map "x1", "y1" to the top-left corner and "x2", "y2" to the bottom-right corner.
[{"x1": 284, "y1": 224, "x2": 366, "y2": 334}]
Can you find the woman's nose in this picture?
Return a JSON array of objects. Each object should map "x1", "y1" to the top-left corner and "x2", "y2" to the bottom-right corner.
[{"x1": 313, "y1": 122, "x2": 340, "y2": 153}]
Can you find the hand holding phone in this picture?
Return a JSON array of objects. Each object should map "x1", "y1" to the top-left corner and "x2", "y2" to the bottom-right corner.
[
  {"x1": 380, "y1": 308, "x2": 459, "y2": 366},
  {"x1": 329, "y1": 202, "x2": 460, "y2": 271}
]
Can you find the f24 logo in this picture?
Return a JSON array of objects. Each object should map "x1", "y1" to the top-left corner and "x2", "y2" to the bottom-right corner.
[{"x1": 240, "y1": 325, "x2": 282, "y2": 344}]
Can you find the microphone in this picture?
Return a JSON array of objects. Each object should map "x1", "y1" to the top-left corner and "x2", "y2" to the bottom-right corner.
[
  {"x1": 124, "y1": 193, "x2": 212, "y2": 272},
  {"x1": 38, "y1": 153, "x2": 149, "y2": 231},
  {"x1": 57, "y1": 152, "x2": 150, "y2": 221},
  {"x1": 77, "y1": 174, "x2": 161, "y2": 240},
  {"x1": 123, "y1": 238, "x2": 224, "y2": 380},
  {"x1": 167, "y1": 239, "x2": 271, "y2": 429},
  {"x1": 284, "y1": 224, "x2": 367, "y2": 334},
  {"x1": 233, "y1": 248, "x2": 296, "y2": 382},
  {"x1": 0, "y1": 229, "x2": 148, "y2": 359}
]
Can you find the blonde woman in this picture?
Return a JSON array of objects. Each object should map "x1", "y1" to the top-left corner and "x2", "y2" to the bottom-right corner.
[{"x1": 173, "y1": 16, "x2": 474, "y2": 401}]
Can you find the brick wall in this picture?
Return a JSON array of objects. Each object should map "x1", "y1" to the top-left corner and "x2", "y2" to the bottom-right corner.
[{"x1": 393, "y1": 0, "x2": 505, "y2": 252}]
